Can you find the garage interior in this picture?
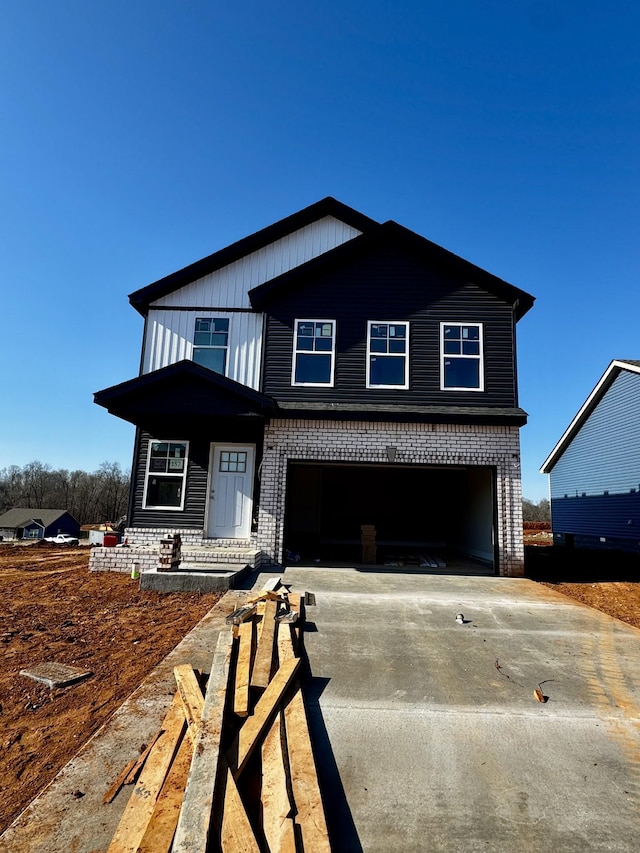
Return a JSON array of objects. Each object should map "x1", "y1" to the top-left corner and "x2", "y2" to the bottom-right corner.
[{"x1": 284, "y1": 462, "x2": 497, "y2": 572}]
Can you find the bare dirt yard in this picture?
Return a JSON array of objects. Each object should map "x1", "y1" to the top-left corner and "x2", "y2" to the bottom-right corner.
[
  {"x1": 1, "y1": 539, "x2": 639, "y2": 835},
  {"x1": 0, "y1": 543, "x2": 222, "y2": 834}
]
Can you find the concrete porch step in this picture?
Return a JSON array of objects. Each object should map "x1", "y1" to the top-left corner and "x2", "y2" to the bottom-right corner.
[
  {"x1": 140, "y1": 564, "x2": 250, "y2": 593},
  {"x1": 181, "y1": 547, "x2": 261, "y2": 567}
]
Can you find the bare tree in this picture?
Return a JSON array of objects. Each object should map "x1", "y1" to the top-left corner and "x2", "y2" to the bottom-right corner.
[
  {"x1": 522, "y1": 497, "x2": 550, "y2": 522},
  {"x1": 0, "y1": 461, "x2": 130, "y2": 525}
]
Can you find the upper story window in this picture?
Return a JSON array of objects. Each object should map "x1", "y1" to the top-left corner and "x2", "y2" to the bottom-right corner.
[
  {"x1": 144, "y1": 441, "x2": 188, "y2": 510},
  {"x1": 193, "y1": 318, "x2": 229, "y2": 375},
  {"x1": 366, "y1": 322, "x2": 409, "y2": 389},
  {"x1": 292, "y1": 320, "x2": 336, "y2": 386},
  {"x1": 441, "y1": 322, "x2": 484, "y2": 391}
]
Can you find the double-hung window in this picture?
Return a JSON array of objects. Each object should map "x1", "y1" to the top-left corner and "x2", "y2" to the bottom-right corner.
[
  {"x1": 441, "y1": 322, "x2": 484, "y2": 390},
  {"x1": 366, "y1": 322, "x2": 409, "y2": 388},
  {"x1": 144, "y1": 441, "x2": 188, "y2": 510},
  {"x1": 193, "y1": 318, "x2": 229, "y2": 375},
  {"x1": 292, "y1": 320, "x2": 336, "y2": 386}
]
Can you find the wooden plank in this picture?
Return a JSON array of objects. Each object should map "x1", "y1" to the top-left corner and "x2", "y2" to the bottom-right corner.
[
  {"x1": 250, "y1": 599, "x2": 278, "y2": 689},
  {"x1": 221, "y1": 765, "x2": 261, "y2": 853},
  {"x1": 174, "y1": 664, "x2": 205, "y2": 746},
  {"x1": 102, "y1": 758, "x2": 137, "y2": 804},
  {"x1": 261, "y1": 576, "x2": 282, "y2": 592},
  {"x1": 103, "y1": 725, "x2": 164, "y2": 803},
  {"x1": 233, "y1": 657, "x2": 300, "y2": 776},
  {"x1": 136, "y1": 733, "x2": 194, "y2": 853},
  {"x1": 276, "y1": 620, "x2": 296, "y2": 665},
  {"x1": 288, "y1": 592, "x2": 304, "y2": 649},
  {"x1": 283, "y1": 686, "x2": 331, "y2": 853},
  {"x1": 256, "y1": 600, "x2": 266, "y2": 640},
  {"x1": 248, "y1": 590, "x2": 288, "y2": 605},
  {"x1": 107, "y1": 691, "x2": 186, "y2": 853},
  {"x1": 172, "y1": 627, "x2": 234, "y2": 853},
  {"x1": 123, "y1": 729, "x2": 163, "y2": 784},
  {"x1": 261, "y1": 712, "x2": 296, "y2": 853},
  {"x1": 225, "y1": 603, "x2": 257, "y2": 625},
  {"x1": 234, "y1": 619, "x2": 253, "y2": 717}
]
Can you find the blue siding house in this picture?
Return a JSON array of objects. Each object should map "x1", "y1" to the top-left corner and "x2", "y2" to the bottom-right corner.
[{"x1": 541, "y1": 360, "x2": 640, "y2": 551}]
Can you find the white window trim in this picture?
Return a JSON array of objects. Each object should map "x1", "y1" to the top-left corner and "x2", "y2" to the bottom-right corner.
[
  {"x1": 291, "y1": 319, "x2": 336, "y2": 387},
  {"x1": 440, "y1": 321, "x2": 484, "y2": 391},
  {"x1": 143, "y1": 439, "x2": 189, "y2": 511},
  {"x1": 192, "y1": 314, "x2": 231, "y2": 377},
  {"x1": 366, "y1": 321, "x2": 410, "y2": 389}
]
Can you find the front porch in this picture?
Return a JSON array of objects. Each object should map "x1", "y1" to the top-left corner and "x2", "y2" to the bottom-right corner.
[{"x1": 88, "y1": 527, "x2": 274, "y2": 591}]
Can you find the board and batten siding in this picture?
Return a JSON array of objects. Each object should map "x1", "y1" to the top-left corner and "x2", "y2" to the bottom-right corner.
[
  {"x1": 143, "y1": 309, "x2": 263, "y2": 389},
  {"x1": 549, "y1": 370, "x2": 640, "y2": 500},
  {"x1": 151, "y1": 216, "x2": 362, "y2": 311}
]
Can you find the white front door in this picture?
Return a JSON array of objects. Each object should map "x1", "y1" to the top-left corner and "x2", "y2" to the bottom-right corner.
[{"x1": 208, "y1": 445, "x2": 255, "y2": 539}]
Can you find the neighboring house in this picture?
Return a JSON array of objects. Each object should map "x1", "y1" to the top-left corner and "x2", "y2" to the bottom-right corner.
[
  {"x1": 80, "y1": 523, "x2": 119, "y2": 545},
  {"x1": 541, "y1": 359, "x2": 640, "y2": 552},
  {"x1": 94, "y1": 197, "x2": 534, "y2": 576},
  {"x1": 0, "y1": 508, "x2": 80, "y2": 541}
]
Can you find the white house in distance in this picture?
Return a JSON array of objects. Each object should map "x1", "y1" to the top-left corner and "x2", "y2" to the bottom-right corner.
[{"x1": 541, "y1": 359, "x2": 640, "y2": 552}]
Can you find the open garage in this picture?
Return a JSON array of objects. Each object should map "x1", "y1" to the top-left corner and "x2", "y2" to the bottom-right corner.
[{"x1": 284, "y1": 462, "x2": 497, "y2": 571}]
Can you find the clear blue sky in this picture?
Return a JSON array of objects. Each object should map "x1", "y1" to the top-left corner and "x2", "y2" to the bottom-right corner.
[{"x1": 1, "y1": 1, "x2": 638, "y2": 501}]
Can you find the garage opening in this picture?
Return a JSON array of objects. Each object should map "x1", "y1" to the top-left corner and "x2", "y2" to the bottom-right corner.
[{"x1": 284, "y1": 462, "x2": 496, "y2": 572}]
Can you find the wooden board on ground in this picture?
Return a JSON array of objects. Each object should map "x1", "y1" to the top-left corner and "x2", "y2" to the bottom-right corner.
[
  {"x1": 220, "y1": 765, "x2": 261, "y2": 853},
  {"x1": 234, "y1": 619, "x2": 253, "y2": 717},
  {"x1": 107, "y1": 691, "x2": 186, "y2": 853},
  {"x1": 174, "y1": 664, "x2": 204, "y2": 746},
  {"x1": 288, "y1": 592, "x2": 305, "y2": 649},
  {"x1": 261, "y1": 712, "x2": 296, "y2": 853},
  {"x1": 103, "y1": 758, "x2": 138, "y2": 805},
  {"x1": 234, "y1": 657, "x2": 301, "y2": 776},
  {"x1": 172, "y1": 628, "x2": 234, "y2": 853},
  {"x1": 250, "y1": 599, "x2": 278, "y2": 689},
  {"x1": 284, "y1": 686, "x2": 331, "y2": 853},
  {"x1": 136, "y1": 733, "x2": 194, "y2": 853}
]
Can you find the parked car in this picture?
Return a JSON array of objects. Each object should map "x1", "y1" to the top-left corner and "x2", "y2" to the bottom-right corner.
[{"x1": 44, "y1": 534, "x2": 79, "y2": 545}]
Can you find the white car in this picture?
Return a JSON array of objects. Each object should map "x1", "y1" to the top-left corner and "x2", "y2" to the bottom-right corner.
[{"x1": 44, "y1": 534, "x2": 79, "y2": 546}]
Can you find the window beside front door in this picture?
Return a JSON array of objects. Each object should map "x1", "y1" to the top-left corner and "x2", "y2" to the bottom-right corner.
[
  {"x1": 144, "y1": 440, "x2": 189, "y2": 510},
  {"x1": 441, "y1": 322, "x2": 484, "y2": 390},
  {"x1": 193, "y1": 317, "x2": 229, "y2": 375},
  {"x1": 292, "y1": 320, "x2": 336, "y2": 386},
  {"x1": 366, "y1": 321, "x2": 409, "y2": 388}
]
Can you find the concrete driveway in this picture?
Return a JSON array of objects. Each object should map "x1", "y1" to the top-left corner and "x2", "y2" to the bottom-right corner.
[{"x1": 273, "y1": 566, "x2": 640, "y2": 853}]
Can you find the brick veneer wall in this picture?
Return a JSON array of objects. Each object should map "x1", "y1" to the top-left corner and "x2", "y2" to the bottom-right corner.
[{"x1": 256, "y1": 419, "x2": 524, "y2": 576}]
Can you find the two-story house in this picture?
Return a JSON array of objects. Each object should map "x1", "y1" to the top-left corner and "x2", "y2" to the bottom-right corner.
[{"x1": 94, "y1": 198, "x2": 534, "y2": 577}]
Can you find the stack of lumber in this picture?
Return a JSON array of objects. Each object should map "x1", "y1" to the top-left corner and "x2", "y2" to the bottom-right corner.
[{"x1": 105, "y1": 582, "x2": 330, "y2": 853}]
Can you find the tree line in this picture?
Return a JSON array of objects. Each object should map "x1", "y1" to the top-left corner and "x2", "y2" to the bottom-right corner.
[
  {"x1": 0, "y1": 461, "x2": 130, "y2": 526},
  {"x1": 522, "y1": 497, "x2": 550, "y2": 522}
]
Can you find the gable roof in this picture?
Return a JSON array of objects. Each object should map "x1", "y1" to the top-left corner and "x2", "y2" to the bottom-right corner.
[
  {"x1": 128, "y1": 197, "x2": 378, "y2": 316},
  {"x1": 540, "y1": 360, "x2": 640, "y2": 474},
  {"x1": 0, "y1": 508, "x2": 76, "y2": 529},
  {"x1": 94, "y1": 360, "x2": 277, "y2": 430},
  {"x1": 248, "y1": 220, "x2": 535, "y2": 320}
]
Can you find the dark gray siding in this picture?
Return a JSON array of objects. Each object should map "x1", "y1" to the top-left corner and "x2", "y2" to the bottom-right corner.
[
  {"x1": 261, "y1": 246, "x2": 517, "y2": 408},
  {"x1": 129, "y1": 428, "x2": 265, "y2": 530},
  {"x1": 130, "y1": 432, "x2": 209, "y2": 528},
  {"x1": 550, "y1": 371, "x2": 640, "y2": 499}
]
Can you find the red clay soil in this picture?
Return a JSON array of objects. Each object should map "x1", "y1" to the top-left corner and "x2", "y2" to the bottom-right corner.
[{"x1": 0, "y1": 544, "x2": 221, "y2": 834}]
